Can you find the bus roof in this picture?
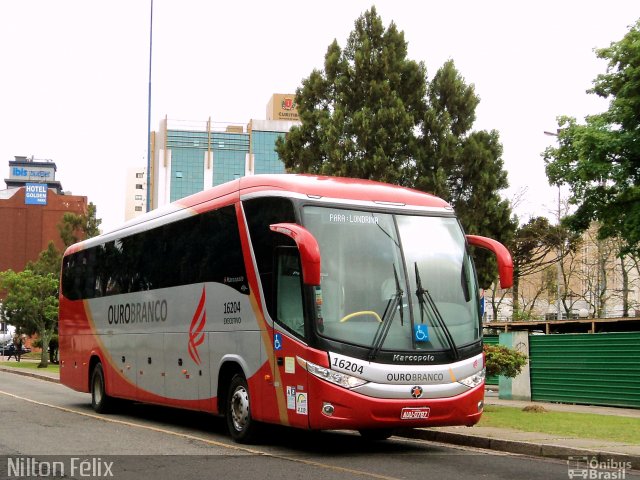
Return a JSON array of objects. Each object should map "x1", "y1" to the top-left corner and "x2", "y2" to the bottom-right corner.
[
  {"x1": 178, "y1": 174, "x2": 450, "y2": 210},
  {"x1": 65, "y1": 174, "x2": 450, "y2": 255}
]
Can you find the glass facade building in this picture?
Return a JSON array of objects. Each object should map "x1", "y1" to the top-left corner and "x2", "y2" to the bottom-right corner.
[
  {"x1": 251, "y1": 131, "x2": 286, "y2": 175},
  {"x1": 151, "y1": 115, "x2": 299, "y2": 209},
  {"x1": 212, "y1": 132, "x2": 250, "y2": 186},
  {"x1": 166, "y1": 129, "x2": 250, "y2": 202}
]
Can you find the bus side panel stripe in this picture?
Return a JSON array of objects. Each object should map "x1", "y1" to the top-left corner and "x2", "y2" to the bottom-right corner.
[{"x1": 235, "y1": 201, "x2": 289, "y2": 426}]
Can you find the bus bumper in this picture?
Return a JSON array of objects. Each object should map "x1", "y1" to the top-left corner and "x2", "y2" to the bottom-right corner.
[{"x1": 307, "y1": 377, "x2": 485, "y2": 431}]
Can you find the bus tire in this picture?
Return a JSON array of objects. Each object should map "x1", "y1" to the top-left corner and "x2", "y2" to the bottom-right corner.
[
  {"x1": 358, "y1": 428, "x2": 394, "y2": 441},
  {"x1": 226, "y1": 374, "x2": 259, "y2": 443},
  {"x1": 91, "y1": 363, "x2": 113, "y2": 414}
]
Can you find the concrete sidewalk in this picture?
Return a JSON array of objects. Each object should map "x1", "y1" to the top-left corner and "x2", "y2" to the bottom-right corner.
[
  {"x1": 401, "y1": 391, "x2": 640, "y2": 470},
  {"x1": 1, "y1": 364, "x2": 638, "y2": 470},
  {"x1": 0, "y1": 358, "x2": 60, "y2": 383}
]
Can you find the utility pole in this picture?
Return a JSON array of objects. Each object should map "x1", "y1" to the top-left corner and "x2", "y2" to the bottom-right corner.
[
  {"x1": 146, "y1": 0, "x2": 154, "y2": 212},
  {"x1": 545, "y1": 130, "x2": 563, "y2": 320}
]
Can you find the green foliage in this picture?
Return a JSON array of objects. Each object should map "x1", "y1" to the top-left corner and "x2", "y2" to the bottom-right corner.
[
  {"x1": 0, "y1": 270, "x2": 59, "y2": 368},
  {"x1": 483, "y1": 343, "x2": 527, "y2": 378},
  {"x1": 276, "y1": 7, "x2": 515, "y2": 286},
  {"x1": 25, "y1": 241, "x2": 62, "y2": 276},
  {"x1": 544, "y1": 19, "x2": 640, "y2": 255},
  {"x1": 58, "y1": 201, "x2": 102, "y2": 247},
  {"x1": 511, "y1": 309, "x2": 534, "y2": 321},
  {"x1": 276, "y1": 6, "x2": 426, "y2": 185}
]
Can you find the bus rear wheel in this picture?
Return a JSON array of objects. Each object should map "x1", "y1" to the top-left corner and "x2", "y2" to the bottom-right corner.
[
  {"x1": 91, "y1": 363, "x2": 113, "y2": 414},
  {"x1": 226, "y1": 374, "x2": 259, "y2": 443}
]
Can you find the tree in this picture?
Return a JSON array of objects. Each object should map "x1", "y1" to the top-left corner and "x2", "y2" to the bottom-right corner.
[
  {"x1": 418, "y1": 60, "x2": 515, "y2": 287},
  {"x1": 514, "y1": 267, "x2": 555, "y2": 320},
  {"x1": 25, "y1": 241, "x2": 62, "y2": 276},
  {"x1": 58, "y1": 202, "x2": 102, "y2": 247},
  {"x1": 276, "y1": 6, "x2": 426, "y2": 185},
  {"x1": 544, "y1": 19, "x2": 640, "y2": 255},
  {"x1": 509, "y1": 217, "x2": 580, "y2": 318},
  {"x1": 0, "y1": 270, "x2": 58, "y2": 368},
  {"x1": 276, "y1": 7, "x2": 515, "y2": 285}
]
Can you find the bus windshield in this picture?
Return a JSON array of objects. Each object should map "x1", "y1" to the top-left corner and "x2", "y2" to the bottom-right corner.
[{"x1": 301, "y1": 206, "x2": 481, "y2": 353}]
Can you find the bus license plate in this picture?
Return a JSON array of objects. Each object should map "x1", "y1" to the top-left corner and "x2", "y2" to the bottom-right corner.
[{"x1": 401, "y1": 407, "x2": 430, "y2": 420}]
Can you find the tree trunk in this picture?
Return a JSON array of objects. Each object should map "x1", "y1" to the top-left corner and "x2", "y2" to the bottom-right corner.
[
  {"x1": 511, "y1": 269, "x2": 520, "y2": 320},
  {"x1": 38, "y1": 329, "x2": 52, "y2": 368},
  {"x1": 621, "y1": 255, "x2": 629, "y2": 317}
]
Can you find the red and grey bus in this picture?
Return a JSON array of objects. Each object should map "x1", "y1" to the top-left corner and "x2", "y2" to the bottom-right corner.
[{"x1": 59, "y1": 174, "x2": 512, "y2": 442}]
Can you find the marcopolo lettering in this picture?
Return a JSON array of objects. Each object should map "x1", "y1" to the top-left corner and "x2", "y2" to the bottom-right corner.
[
  {"x1": 386, "y1": 372, "x2": 444, "y2": 383},
  {"x1": 393, "y1": 354, "x2": 435, "y2": 362},
  {"x1": 108, "y1": 300, "x2": 168, "y2": 325}
]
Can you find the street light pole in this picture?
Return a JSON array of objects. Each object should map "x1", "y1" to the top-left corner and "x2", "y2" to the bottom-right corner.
[{"x1": 146, "y1": 0, "x2": 154, "y2": 213}]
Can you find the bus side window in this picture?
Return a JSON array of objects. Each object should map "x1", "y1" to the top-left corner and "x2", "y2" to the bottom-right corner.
[
  {"x1": 274, "y1": 247, "x2": 305, "y2": 338},
  {"x1": 243, "y1": 197, "x2": 297, "y2": 319}
]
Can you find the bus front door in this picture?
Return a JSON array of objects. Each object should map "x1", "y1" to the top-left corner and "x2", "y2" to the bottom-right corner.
[
  {"x1": 273, "y1": 248, "x2": 310, "y2": 428},
  {"x1": 273, "y1": 329, "x2": 309, "y2": 428}
]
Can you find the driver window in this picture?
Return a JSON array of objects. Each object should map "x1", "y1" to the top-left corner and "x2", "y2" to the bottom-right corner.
[{"x1": 275, "y1": 248, "x2": 305, "y2": 337}]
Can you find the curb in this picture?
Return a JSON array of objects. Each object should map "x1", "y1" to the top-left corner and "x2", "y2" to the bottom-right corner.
[
  {"x1": 0, "y1": 366, "x2": 60, "y2": 384},
  {"x1": 396, "y1": 428, "x2": 640, "y2": 470}
]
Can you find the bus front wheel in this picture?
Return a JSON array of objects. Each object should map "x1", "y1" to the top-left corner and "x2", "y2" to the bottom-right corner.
[
  {"x1": 91, "y1": 363, "x2": 113, "y2": 414},
  {"x1": 226, "y1": 374, "x2": 259, "y2": 443}
]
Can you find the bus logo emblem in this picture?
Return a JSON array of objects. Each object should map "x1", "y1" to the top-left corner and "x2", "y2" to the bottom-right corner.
[
  {"x1": 410, "y1": 386, "x2": 423, "y2": 398},
  {"x1": 188, "y1": 287, "x2": 207, "y2": 365}
]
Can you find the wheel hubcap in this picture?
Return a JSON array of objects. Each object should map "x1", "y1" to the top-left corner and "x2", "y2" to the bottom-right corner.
[
  {"x1": 93, "y1": 375, "x2": 103, "y2": 405},
  {"x1": 230, "y1": 386, "x2": 250, "y2": 431}
]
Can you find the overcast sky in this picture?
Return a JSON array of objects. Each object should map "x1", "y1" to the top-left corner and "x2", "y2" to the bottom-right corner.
[{"x1": 1, "y1": 1, "x2": 638, "y2": 232}]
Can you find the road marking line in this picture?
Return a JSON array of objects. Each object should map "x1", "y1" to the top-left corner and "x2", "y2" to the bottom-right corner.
[{"x1": 0, "y1": 389, "x2": 399, "y2": 480}]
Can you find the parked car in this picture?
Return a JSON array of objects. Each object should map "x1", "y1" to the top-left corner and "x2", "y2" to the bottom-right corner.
[{"x1": 0, "y1": 343, "x2": 31, "y2": 358}]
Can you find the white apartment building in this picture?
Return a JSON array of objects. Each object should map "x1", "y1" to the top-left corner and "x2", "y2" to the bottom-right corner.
[{"x1": 124, "y1": 167, "x2": 147, "y2": 222}]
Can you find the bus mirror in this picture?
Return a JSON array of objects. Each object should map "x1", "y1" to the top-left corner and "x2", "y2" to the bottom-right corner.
[
  {"x1": 270, "y1": 223, "x2": 321, "y2": 286},
  {"x1": 466, "y1": 235, "x2": 513, "y2": 289}
]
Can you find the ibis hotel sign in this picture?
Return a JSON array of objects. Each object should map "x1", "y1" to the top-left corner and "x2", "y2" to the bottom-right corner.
[
  {"x1": 25, "y1": 183, "x2": 48, "y2": 205},
  {"x1": 10, "y1": 165, "x2": 55, "y2": 181}
]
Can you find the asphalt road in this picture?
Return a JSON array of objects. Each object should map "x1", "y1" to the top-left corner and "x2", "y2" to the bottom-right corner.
[{"x1": 0, "y1": 371, "x2": 632, "y2": 480}]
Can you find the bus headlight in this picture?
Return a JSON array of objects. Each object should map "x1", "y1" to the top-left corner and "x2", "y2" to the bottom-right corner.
[
  {"x1": 458, "y1": 368, "x2": 485, "y2": 389},
  {"x1": 305, "y1": 360, "x2": 368, "y2": 389}
]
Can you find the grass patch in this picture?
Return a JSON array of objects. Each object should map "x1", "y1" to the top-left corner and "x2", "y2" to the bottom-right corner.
[
  {"x1": 479, "y1": 405, "x2": 640, "y2": 444},
  {"x1": 0, "y1": 361, "x2": 60, "y2": 374}
]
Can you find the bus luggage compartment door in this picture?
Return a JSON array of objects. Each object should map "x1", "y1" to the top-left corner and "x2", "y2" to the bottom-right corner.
[{"x1": 165, "y1": 332, "x2": 212, "y2": 408}]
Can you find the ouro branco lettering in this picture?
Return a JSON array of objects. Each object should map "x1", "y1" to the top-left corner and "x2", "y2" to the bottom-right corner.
[{"x1": 107, "y1": 300, "x2": 168, "y2": 325}]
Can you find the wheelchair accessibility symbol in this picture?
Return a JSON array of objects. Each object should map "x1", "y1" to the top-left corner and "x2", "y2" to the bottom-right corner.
[
  {"x1": 274, "y1": 333, "x2": 283, "y2": 351},
  {"x1": 414, "y1": 324, "x2": 429, "y2": 342}
]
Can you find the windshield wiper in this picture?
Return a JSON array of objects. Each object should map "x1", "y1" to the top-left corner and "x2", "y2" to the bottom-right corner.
[
  {"x1": 415, "y1": 263, "x2": 459, "y2": 361},
  {"x1": 369, "y1": 265, "x2": 403, "y2": 361}
]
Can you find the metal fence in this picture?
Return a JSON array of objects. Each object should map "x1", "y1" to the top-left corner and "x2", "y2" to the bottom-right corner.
[{"x1": 529, "y1": 332, "x2": 640, "y2": 408}]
